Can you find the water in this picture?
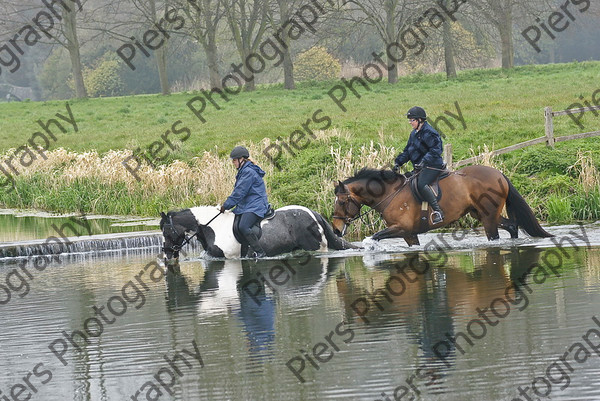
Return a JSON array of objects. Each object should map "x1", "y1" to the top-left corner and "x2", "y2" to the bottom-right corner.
[
  {"x1": 1, "y1": 224, "x2": 600, "y2": 401},
  {"x1": 0, "y1": 209, "x2": 158, "y2": 242}
]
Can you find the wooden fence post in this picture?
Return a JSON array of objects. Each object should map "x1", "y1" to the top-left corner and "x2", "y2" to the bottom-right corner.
[
  {"x1": 545, "y1": 106, "x2": 555, "y2": 148},
  {"x1": 444, "y1": 143, "x2": 453, "y2": 170}
]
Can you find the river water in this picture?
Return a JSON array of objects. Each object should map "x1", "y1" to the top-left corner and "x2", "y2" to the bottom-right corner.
[
  {"x1": 0, "y1": 209, "x2": 157, "y2": 242},
  {"x1": 1, "y1": 221, "x2": 600, "y2": 401}
]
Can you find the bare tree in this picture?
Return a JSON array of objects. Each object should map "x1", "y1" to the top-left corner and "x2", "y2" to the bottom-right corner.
[
  {"x1": 128, "y1": 0, "x2": 174, "y2": 95},
  {"x1": 470, "y1": 0, "x2": 516, "y2": 69},
  {"x1": 470, "y1": 0, "x2": 552, "y2": 69},
  {"x1": 0, "y1": 0, "x2": 88, "y2": 98},
  {"x1": 223, "y1": 0, "x2": 269, "y2": 91},
  {"x1": 178, "y1": 0, "x2": 225, "y2": 89},
  {"x1": 266, "y1": 0, "x2": 301, "y2": 89},
  {"x1": 440, "y1": 0, "x2": 457, "y2": 78},
  {"x1": 341, "y1": 0, "x2": 425, "y2": 83}
]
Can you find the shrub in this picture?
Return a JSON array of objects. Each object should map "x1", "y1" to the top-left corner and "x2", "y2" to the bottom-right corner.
[
  {"x1": 571, "y1": 190, "x2": 600, "y2": 221},
  {"x1": 295, "y1": 47, "x2": 341, "y2": 82},
  {"x1": 538, "y1": 174, "x2": 576, "y2": 195},
  {"x1": 84, "y1": 56, "x2": 125, "y2": 98},
  {"x1": 515, "y1": 148, "x2": 576, "y2": 176}
]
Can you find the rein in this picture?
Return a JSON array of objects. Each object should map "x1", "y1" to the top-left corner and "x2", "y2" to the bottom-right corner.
[
  {"x1": 163, "y1": 211, "x2": 222, "y2": 253},
  {"x1": 333, "y1": 177, "x2": 408, "y2": 225},
  {"x1": 334, "y1": 167, "x2": 465, "y2": 228}
]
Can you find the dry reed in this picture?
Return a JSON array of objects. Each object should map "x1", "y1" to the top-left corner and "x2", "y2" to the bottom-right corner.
[
  {"x1": 568, "y1": 150, "x2": 600, "y2": 194},
  {"x1": 467, "y1": 144, "x2": 503, "y2": 169},
  {"x1": 315, "y1": 140, "x2": 398, "y2": 237},
  {"x1": 0, "y1": 128, "x2": 350, "y2": 210},
  {"x1": 0, "y1": 133, "x2": 525, "y2": 236}
]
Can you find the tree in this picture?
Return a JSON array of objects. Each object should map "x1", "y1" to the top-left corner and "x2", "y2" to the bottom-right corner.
[
  {"x1": 0, "y1": 0, "x2": 88, "y2": 98},
  {"x1": 130, "y1": 0, "x2": 173, "y2": 95},
  {"x1": 470, "y1": 0, "x2": 515, "y2": 69},
  {"x1": 223, "y1": 0, "x2": 269, "y2": 91},
  {"x1": 63, "y1": 1, "x2": 87, "y2": 97},
  {"x1": 266, "y1": 0, "x2": 300, "y2": 89},
  {"x1": 178, "y1": 0, "x2": 225, "y2": 89},
  {"x1": 341, "y1": 0, "x2": 424, "y2": 83},
  {"x1": 440, "y1": 0, "x2": 457, "y2": 78},
  {"x1": 470, "y1": 0, "x2": 551, "y2": 69}
]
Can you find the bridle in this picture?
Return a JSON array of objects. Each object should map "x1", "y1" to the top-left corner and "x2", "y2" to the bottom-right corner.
[
  {"x1": 333, "y1": 179, "x2": 408, "y2": 233},
  {"x1": 332, "y1": 195, "x2": 364, "y2": 225},
  {"x1": 162, "y1": 215, "x2": 198, "y2": 254},
  {"x1": 161, "y1": 212, "x2": 221, "y2": 254}
]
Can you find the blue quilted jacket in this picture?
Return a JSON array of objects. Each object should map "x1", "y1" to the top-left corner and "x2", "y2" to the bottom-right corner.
[{"x1": 395, "y1": 121, "x2": 444, "y2": 168}]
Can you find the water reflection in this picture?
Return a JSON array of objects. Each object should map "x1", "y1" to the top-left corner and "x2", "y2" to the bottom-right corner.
[
  {"x1": 236, "y1": 263, "x2": 276, "y2": 362},
  {"x1": 165, "y1": 256, "x2": 345, "y2": 364},
  {"x1": 2, "y1": 241, "x2": 600, "y2": 401},
  {"x1": 338, "y1": 248, "x2": 546, "y2": 386}
]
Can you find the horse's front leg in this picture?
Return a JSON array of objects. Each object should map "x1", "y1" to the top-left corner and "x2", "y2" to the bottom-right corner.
[
  {"x1": 372, "y1": 226, "x2": 418, "y2": 245},
  {"x1": 403, "y1": 234, "x2": 420, "y2": 246}
]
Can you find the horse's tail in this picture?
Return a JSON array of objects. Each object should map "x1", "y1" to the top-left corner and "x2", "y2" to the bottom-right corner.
[
  {"x1": 312, "y1": 211, "x2": 361, "y2": 250},
  {"x1": 503, "y1": 174, "x2": 553, "y2": 238}
]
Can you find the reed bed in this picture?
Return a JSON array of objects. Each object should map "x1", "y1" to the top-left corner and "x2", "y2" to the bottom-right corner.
[
  {"x1": 0, "y1": 129, "x2": 345, "y2": 216},
  {"x1": 569, "y1": 150, "x2": 600, "y2": 194},
  {"x1": 1, "y1": 132, "x2": 597, "y2": 233}
]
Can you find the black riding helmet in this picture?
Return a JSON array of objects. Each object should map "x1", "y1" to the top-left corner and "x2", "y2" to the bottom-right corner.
[
  {"x1": 230, "y1": 146, "x2": 249, "y2": 159},
  {"x1": 407, "y1": 106, "x2": 427, "y2": 121}
]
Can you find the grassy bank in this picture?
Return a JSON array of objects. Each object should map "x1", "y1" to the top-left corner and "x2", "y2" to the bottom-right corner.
[
  {"x1": 2, "y1": 61, "x2": 599, "y2": 160},
  {"x1": 1, "y1": 61, "x2": 599, "y2": 235}
]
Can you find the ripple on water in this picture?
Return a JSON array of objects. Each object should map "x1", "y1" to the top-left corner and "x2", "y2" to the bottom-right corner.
[{"x1": 2, "y1": 228, "x2": 600, "y2": 400}]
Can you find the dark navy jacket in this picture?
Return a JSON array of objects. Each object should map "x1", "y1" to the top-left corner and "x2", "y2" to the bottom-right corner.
[
  {"x1": 223, "y1": 161, "x2": 269, "y2": 217},
  {"x1": 395, "y1": 121, "x2": 444, "y2": 168}
]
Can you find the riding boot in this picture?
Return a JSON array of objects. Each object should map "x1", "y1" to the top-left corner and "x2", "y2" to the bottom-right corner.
[
  {"x1": 245, "y1": 232, "x2": 267, "y2": 258},
  {"x1": 421, "y1": 185, "x2": 444, "y2": 224}
]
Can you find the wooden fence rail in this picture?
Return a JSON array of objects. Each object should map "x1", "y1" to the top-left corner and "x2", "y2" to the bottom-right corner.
[{"x1": 446, "y1": 105, "x2": 600, "y2": 170}]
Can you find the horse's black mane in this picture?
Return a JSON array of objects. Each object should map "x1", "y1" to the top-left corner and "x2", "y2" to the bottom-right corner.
[
  {"x1": 342, "y1": 168, "x2": 400, "y2": 185},
  {"x1": 160, "y1": 209, "x2": 192, "y2": 229}
]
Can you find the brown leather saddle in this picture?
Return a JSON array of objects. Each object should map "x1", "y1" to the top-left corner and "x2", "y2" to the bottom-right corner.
[{"x1": 408, "y1": 167, "x2": 451, "y2": 203}]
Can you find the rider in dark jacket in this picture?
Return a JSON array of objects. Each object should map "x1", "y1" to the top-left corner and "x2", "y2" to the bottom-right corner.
[
  {"x1": 393, "y1": 107, "x2": 445, "y2": 224},
  {"x1": 221, "y1": 146, "x2": 269, "y2": 257}
]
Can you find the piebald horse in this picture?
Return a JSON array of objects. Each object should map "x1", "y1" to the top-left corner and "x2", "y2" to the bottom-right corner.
[{"x1": 161, "y1": 206, "x2": 358, "y2": 261}]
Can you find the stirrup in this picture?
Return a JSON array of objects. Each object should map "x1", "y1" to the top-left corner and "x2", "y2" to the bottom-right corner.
[
  {"x1": 431, "y1": 211, "x2": 444, "y2": 224},
  {"x1": 251, "y1": 250, "x2": 266, "y2": 259}
]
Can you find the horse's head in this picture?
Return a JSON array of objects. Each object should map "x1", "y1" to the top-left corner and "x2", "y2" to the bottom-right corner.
[
  {"x1": 160, "y1": 211, "x2": 186, "y2": 264},
  {"x1": 332, "y1": 180, "x2": 362, "y2": 237}
]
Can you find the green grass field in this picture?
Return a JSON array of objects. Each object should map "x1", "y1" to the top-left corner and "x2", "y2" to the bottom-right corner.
[
  {"x1": 1, "y1": 61, "x2": 599, "y2": 227},
  {"x1": 1, "y1": 61, "x2": 599, "y2": 160}
]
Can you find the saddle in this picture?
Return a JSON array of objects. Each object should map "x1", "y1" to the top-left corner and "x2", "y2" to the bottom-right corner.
[
  {"x1": 232, "y1": 204, "x2": 275, "y2": 255},
  {"x1": 408, "y1": 167, "x2": 451, "y2": 232},
  {"x1": 408, "y1": 166, "x2": 451, "y2": 203}
]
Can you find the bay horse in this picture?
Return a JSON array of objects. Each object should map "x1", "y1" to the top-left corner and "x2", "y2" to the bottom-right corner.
[
  {"x1": 332, "y1": 165, "x2": 553, "y2": 245},
  {"x1": 160, "y1": 205, "x2": 357, "y2": 261}
]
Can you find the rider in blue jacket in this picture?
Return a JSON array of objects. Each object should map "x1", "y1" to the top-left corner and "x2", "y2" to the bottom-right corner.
[
  {"x1": 221, "y1": 146, "x2": 269, "y2": 257},
  {"x1": 393, "y1": 107, "x2": 445, "y2": 224}
]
